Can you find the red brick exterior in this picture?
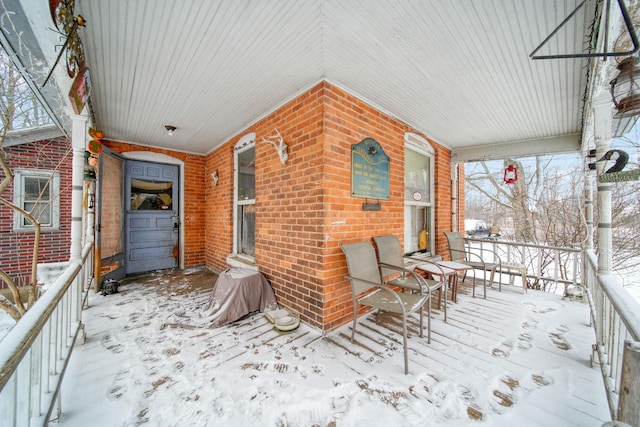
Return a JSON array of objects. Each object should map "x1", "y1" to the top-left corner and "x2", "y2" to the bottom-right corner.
[
  {"x1": 205, "y1": 82, "x2": 453, "y2": 330},
  {"x1": 101, "y1": 82, "x2": 455, "y2": 331},
  {"x1": 100, "y1": 142, "x2": 208, "y2": 269},
  {"x1": 0, "y1": 138, "x2": 73, "y2": 288}
]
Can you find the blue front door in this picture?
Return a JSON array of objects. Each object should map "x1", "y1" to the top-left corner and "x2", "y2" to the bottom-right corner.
[{"x1": 125, "y1": 160, "x2": 179, "y2": 274}]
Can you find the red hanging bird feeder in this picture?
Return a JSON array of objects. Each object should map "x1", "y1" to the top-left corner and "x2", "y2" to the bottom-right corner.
[{"x1": 504, "y1": 164, "x2": 518, "y2": 184}]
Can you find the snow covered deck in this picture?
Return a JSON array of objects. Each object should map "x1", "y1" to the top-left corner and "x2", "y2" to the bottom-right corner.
[{"x1": 60, "y1": 268, "x2": 610, "y2": 426}]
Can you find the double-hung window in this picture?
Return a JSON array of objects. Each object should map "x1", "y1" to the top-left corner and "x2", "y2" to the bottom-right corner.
[
  {"x1": 404, "y1": 133, "x2": 434, "y2": 255},
  {"x1": 13, "y1": 169, "x2": 60, "y2": 231},
  {"x1": 233, "y1": 133, "x2": 256, "y2": 259}
]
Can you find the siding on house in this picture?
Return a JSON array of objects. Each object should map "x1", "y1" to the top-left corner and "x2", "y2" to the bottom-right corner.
[{"x1": 0, "y1": 138, "x2": 73, "y2": 288}]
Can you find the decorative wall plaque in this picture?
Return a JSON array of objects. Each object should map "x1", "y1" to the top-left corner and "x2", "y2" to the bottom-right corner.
[{"x1": 351, "y1": 138, "x2": 390, "y2": 200}]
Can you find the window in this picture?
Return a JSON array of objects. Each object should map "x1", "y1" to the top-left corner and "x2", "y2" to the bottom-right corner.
[
  {"x1": 233, "y1": 133, "x2": 256, "y2": 259},
  {"x1": 404, "y1": 133, "x2": 434, "y2": 255},
  {"x1": 130, "y1": 178, "x2": 173, "y2": 210},
  {"x1": 13, "y1": 169, "x2": 60, "y2": 231}
]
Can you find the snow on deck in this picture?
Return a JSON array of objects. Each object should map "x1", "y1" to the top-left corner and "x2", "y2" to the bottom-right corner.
[{"x1": 60, "y1": 268, "x2": 610, "y2": 426}]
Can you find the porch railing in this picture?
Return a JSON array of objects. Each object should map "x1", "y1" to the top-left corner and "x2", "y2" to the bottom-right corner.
[
  {"x1": 583, "y1": 248, "x2": 640, "y2": 425},
  {"x1": 0, "y1": 241, "x2": 94, "y2": 426},
  {"x1": 466, "y1": 237, "x2": 640, "y2": 424},
  {"x1": 465, "y1": 237, "x2": 581, "y2": 293}
]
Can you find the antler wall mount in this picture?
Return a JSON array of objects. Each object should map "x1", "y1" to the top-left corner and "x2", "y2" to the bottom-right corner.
[{"x1": 261, "y1": 128, "x2": 288, "y2": 165}]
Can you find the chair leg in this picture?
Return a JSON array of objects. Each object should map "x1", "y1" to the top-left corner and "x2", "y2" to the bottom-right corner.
[
  {"x1": 402, "y1": 316, "x2": 409, "y2": 375},
  {"x1": 419, "y1": 301, "x2": 424, "y2": 338},
  {"x1": 482, "y1": 269, "x2": 487, "y2": 299},
  {"x1": 442, "y1": 286, "x2": 447, "y2": 322},
  {"x1": 351, "y1": 303, "x2": 358, "y2": 342},
  {"x1": 426, "y1": 299, "x2": 431, "y2": 344}
]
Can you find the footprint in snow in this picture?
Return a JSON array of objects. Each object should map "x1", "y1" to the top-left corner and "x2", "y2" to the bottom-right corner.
[{"x1": 491, "y1": 338, "x2": 514, "y2": 358}]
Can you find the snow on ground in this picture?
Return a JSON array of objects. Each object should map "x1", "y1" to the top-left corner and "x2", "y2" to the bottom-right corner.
[
  {"x1": 46, "y1": 268, "x2": 611, "y2": 427},
  {"x1": 0, "y1": 307, "x2": 14, "y2": 338}
]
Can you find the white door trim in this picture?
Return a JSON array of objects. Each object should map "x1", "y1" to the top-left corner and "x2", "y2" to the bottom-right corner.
[{"x1": 121, "y1": 151, "x2": 185, "y2": 269}]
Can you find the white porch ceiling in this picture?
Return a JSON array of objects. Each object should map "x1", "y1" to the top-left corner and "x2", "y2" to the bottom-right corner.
[{"x1": 6, "y1": 0, "x2": 639, "y2": 158}]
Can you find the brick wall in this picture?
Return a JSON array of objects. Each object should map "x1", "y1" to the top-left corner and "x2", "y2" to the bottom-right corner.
[
  {"x1": 320, "y1": 83, "x2": 452, "y2": 329},
  {"x1": 206, "y1": 82, "x2": 453, "y2": 330},
  {"x1": 100, "y1": 82, "x2": 454, "y2": 332},
  {"x1": 102, "y1": 141, "x2": 207, "y2": 268},
  {"x1": 0, "y1": 138, "x2": 73, "y2": 288}
]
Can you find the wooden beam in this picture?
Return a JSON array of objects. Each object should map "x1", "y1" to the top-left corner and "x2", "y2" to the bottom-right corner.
[{"x1": 450, "y1": 133, "x2": 581, "y2": 163}]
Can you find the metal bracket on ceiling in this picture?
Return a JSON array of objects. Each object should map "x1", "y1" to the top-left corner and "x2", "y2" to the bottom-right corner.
[{"x1": 530, "y1": 0, "x2": 639, "y2": 60}]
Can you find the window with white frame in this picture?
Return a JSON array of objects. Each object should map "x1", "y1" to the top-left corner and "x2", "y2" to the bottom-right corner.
[
  {"x1": 233, "y1": 133, "x2": 256, "y2": 259},
  {"x1": 404, "y1": 133, "x2": 434, "y2": 255},
  {"x1": 13, "y1": 169, "x2": 60, "y2": 231}
]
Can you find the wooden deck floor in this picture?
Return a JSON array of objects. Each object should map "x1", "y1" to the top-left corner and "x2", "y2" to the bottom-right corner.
[{"x1": 61, "y1": 268, "x2": 610, "y2": 426}]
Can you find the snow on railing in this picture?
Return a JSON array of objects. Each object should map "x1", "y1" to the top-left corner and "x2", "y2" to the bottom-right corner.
[
  {"x1": 465, "y1": 237, "x2": 581, "y2": 294},
  {"x1": 0, "y1": 242, "x2": 94, "y2": 426},
  {"x1": 583, "y1": 249, "x2": 640, "y2": 425}
]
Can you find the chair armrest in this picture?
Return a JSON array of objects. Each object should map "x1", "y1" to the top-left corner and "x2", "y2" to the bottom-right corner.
[
  {"x1": 377, "y1": 262, "x2": 431, "y2": 294},
  {"x1": 475, "y1": 247, "x2": 502, "y2": 265},
  {"x1": 462, "y1": 239, "x2": 503, "y2": 267},
  {"x1": 344, "y1": 274, "x2": 412, "y2": 315},
  {"x1": 345, "y1": 275, "x2": 424, "y2": 317},
  {"x1": 378, "y1": 262, "x2": 445, "y2": 294},
  {"x1": 456, "y1": 248, "x2": 502, "y2": 269}
]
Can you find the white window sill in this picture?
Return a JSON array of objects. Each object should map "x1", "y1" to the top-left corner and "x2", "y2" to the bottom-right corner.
[{"x1": 226, "y1": 255, "x2": 258, "y2": 271}]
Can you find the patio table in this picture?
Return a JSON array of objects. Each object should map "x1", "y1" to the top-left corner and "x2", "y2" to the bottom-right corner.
[
  {"x1": 414, "y1": 262, "x2": 459, "y2": 303},
  {"x1": 436, "y1": 260, "x2": 475, "y2": 301}
]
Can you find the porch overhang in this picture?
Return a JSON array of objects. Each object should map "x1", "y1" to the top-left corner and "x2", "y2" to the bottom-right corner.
[
  {"x1": 4, "y1": 0, "x2": 634, "y2": 158},
  {"x1": 451, "y1": 133, "x2": 582, "y2": 163}
]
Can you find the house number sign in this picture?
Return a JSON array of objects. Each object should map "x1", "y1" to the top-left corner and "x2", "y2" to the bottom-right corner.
[{"x1": 351, "y1": 138, "x2": 390, "y2": 200}]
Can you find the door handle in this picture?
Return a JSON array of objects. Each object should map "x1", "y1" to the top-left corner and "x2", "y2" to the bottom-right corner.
[{"x1": 172, "y1": 215, "x2": 179, "y2": 233}]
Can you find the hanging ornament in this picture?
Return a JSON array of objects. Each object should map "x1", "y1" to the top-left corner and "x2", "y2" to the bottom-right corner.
[
  {"x1": 88, "y1": 127, "x2": 103, "y2": 154},
  {"x1": 504, "y1": 164, "x2": 518, "y2": 184}
]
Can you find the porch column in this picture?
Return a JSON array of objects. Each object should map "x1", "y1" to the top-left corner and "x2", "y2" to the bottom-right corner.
[
  {"x1": 69, "y1": 111, "x2": 88, "y2": 262},
  {"x1": 592, "y1": 94, "x2": 613, "y2": 273}
]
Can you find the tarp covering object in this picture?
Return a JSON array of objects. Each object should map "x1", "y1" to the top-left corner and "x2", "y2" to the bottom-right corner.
[{"x1": 205, "y1": 268, "x2": 277, "y2": 328}]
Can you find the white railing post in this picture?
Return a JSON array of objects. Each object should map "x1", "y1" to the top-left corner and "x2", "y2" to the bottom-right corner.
[
  {"x1": 0, "y1": 244, "x2": 92, "y2": 426},
  {"x1": 618, "y1": 341, "x2": 640, "y2": 425}
]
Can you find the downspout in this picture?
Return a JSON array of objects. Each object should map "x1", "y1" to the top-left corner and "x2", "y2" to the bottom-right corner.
[
  {"x1": 451, "y1": 162, "x2": 459, "y2": 232},
  {"x1": 69, "y1": 111, "x2": 88, "y2": 262},
  {"x1": 85, "y1": 180, "x2": 95, "y2": 245},
  {"x1": 584, "y1": 165, "x2": 594, "y2": 250},
  {"x1": 592, "y1": 94, "x2": 613, "y2": 273}
]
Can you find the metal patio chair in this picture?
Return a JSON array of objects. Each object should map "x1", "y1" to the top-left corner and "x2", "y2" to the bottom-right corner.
[
  {"x1": 341, "y1": 241, "x2": 431, "y2": 374},
  {"x1": 372, "y1": 234, "x2": 448, "y2": 321},
  {"x1": 444, "y1": 231, "x2": 501, "y2": 298}
]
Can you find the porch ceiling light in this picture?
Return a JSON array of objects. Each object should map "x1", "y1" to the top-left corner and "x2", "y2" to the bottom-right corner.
[
  {"x1": 610, "y1": 56, "x2": 640, "y2": 118},
  {"x1": 165, "y1": 125, "x2": 176, "y2": 136}
]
